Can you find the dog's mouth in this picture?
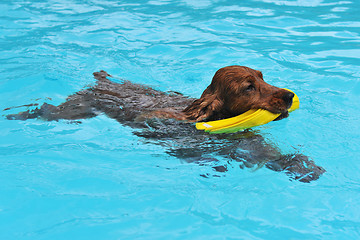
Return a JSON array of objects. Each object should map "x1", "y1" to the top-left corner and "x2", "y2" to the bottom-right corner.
[{"x1": 273, "y1": 111, "x2": 289, "y2": 121}]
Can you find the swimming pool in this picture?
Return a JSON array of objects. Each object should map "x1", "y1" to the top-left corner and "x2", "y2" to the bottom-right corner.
[{"x1": 1, "y1": 0, "x2": 360, "y2": 239}]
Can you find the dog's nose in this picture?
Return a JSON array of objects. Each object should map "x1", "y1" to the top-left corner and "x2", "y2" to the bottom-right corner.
[{"x1": 282, "y1": 91, "x2": 294, "y2": 107}]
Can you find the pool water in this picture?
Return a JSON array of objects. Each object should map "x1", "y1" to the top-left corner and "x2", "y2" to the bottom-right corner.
[{"x1": 1, "y1": 0, "x2": 360, "y2": 239}]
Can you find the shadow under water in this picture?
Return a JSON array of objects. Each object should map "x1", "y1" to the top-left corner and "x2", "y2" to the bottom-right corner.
[{"x1": 134, "y1": 118, "x2": 325, "y2": 183}]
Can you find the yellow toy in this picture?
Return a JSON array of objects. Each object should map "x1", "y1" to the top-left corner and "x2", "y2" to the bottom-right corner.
[{"x1": 196, "y1": 89, "x2": 300, "y2": 134}]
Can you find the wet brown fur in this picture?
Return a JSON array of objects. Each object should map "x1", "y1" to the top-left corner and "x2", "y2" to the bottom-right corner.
[{"x1": 183, "y1": 66, "x2": 294, "y2": 121}]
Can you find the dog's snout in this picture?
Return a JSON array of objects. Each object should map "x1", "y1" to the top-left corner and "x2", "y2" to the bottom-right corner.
[{"x1": 282, "y1": 91, "x2": 294, "y2": 107}]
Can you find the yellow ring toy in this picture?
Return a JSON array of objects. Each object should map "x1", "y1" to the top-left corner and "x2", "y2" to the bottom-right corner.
[{"x1": 196, "y1": 89, "x2": 300, "y2": 134}]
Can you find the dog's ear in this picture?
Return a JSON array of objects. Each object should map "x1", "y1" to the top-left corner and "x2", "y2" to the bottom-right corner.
[{"x1": 183, "y1": 86, "x2": 223, "y2": 122}]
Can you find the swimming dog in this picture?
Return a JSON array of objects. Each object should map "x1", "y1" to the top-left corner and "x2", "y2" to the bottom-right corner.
[{"x1": 6, "y1": 66, "x2": 325, "y2": 182}]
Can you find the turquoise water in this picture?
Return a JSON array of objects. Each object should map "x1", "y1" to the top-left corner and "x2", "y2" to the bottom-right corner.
[{"x1": 1, "y1": 0, "x2": 360, "y2": 239}]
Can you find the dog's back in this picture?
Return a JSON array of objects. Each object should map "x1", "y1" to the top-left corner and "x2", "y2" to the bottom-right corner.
[{"x1": 7, "y1": 70, "x2": 194, "y2": 126}]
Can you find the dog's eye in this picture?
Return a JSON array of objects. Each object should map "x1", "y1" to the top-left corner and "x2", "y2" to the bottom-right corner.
[{"x1": 245, "y1": 84, "x2": 255, "y2": 92}]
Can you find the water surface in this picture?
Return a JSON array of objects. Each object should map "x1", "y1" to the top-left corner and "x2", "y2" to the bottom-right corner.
[{"x1": 1, "y1": 0, "x2": 360, "y2": 239}]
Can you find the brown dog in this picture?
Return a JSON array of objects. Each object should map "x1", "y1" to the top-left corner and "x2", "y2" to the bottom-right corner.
[{"x1": 6, "y1": 66, "x2": 325, "y2": 182}]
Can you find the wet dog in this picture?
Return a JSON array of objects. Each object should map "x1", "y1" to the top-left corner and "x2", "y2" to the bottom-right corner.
[{"x1": 6, "y1": 66, "x2": 325, "y2": 182}]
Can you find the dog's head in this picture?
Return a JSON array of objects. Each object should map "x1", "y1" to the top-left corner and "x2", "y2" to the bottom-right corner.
[{"x1": 184, "y1": 65, "x2": 294, "y2": 121}]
